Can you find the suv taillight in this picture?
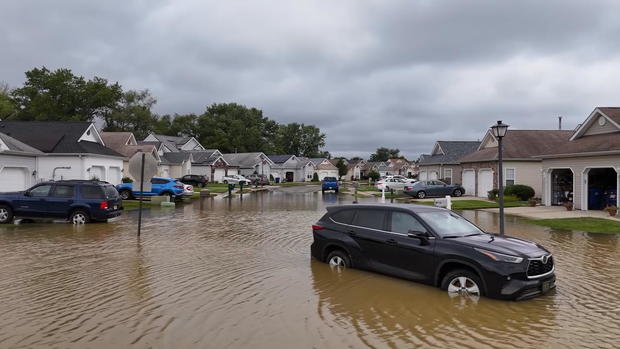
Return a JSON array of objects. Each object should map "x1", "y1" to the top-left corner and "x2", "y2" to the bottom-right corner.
[
  {"x1": 312, "y1": 224, "x2": 324, "y2": 231},
  {"x1": 99, "y1": 201, "x2": 109, "y2": 210}
]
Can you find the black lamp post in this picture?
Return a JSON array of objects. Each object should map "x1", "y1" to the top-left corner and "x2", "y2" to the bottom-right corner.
[{"x1": 490, "y1": 120, "x2": 509, "y2": 236}]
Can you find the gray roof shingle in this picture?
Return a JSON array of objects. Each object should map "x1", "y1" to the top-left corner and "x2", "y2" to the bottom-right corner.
[{"x1": 418, "y1": 141, "x2": 481, "y2": 165}]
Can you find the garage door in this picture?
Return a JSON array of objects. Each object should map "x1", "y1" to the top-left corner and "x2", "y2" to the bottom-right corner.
[
  {"x1": 419, "y1": 171, "x2": 428, "y2": 180},
  {"x1": 90, "y1": 166, "x2": 105, "y2": 181},
  {"x1": 0, "y1": 167, "x2": 28, "y2": 191},
  {"x1": 462, "y1": 170, "x2": 475, "y2": 196},
  {"x1": 108, "y1": 167, "x2": 121, "y2": 185},
  {"x1": 429, "y1": 171, "x2": 438, "y2": 180},
  {"x1": 478, "y1": 169, "x2": 494, "y2": 197},
  {"x1": 214, "y1": 168, "x2": 226, "y2": 183}
]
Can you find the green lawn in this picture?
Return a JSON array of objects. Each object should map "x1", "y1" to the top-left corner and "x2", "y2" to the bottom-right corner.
[
  {"x1": 357, "y1": 185, "x2": 378, "y2": 192},
  {"x1": 525, "y1": 218, "x2": 620, "y2": 234},
  {"x1": 122, "y1": 200, "x2": 153, "y2": 210}
]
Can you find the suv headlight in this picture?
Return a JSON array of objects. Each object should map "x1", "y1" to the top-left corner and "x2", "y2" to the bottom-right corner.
[{"x1": 475, "y1": 248, "x2": 523, "y2": 263}]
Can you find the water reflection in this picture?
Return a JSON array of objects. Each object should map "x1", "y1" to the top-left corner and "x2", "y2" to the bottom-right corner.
[{"x1": 0, "y1": 192, "x2": 617, "y2": 348}]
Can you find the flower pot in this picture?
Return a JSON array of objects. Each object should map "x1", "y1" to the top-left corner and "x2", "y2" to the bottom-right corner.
[{"x1": 608, "y1": 210, "x2": 617, "y2": 217}]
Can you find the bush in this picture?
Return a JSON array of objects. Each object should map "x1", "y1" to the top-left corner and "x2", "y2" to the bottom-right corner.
[
  {"x1": 368, "y1": 170, "x2": 380, "y2": 182},
  {"x1": 504, "y1": 184, "x2": 535, "y2": 201},
  {"x1": 122, "y1": 176, "x2": 134, "y2": 183},
  {"x1": 312, "y1": 172, "x2": 319, "y2": 182},
  {"x1": 487, "y1": 189, "x2": 499, "y2": 200}
]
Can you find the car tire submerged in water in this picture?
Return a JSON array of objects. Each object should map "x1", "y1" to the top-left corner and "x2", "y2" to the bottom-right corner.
[
  {"x1": 441, "y1": 269, "x2": 484, "y2": 298},
  {"x1": 69, "y1": 210, "x2": 90, "y2": 225},
  {"x1": 0, "y1": 205, "x2": 14, "y2": 224},
  {"x1": 453, "y1": 189, "x2": 462, "y2": 197},
  {"x1": 326, "y1": 250, "x2": 350, "y2": 268},
  {"x1": 417, "y1": 191, "x2": 426, "y2": 199}
]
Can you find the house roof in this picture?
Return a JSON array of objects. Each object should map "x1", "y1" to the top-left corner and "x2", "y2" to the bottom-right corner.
[
  {"x1": 101, "y1": 132, "x2": 133, "y2": 149},
  {"x1": 418, "y1": 141, "x2": 481, "y2": 165},
  {"x1": 223, "y1": 152, "x2": 272, "y2": 168},
  {"x1": 161, "y1": 152, "x2": 192, "y2": 165},
  {"x1": 460, "y1": 130, "x2": 573, "y2": 162},
  {"x1": 0, "y1": 121, "x2": 122, "y2": 157},
  {"x1": 0, "y1": 132, "x2": 44, "y2": 154},
  {"x1": 309, "y1": 158, "x2": 337, "y2": 170},
  {"x1": 189, "y1": 150, "x2": 229, "y2": 166},
  {"x1": 267, "y1": 154, "x2": 295, "y2": 164}
]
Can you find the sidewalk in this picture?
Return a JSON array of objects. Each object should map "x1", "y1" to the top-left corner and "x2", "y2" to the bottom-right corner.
[{"x1": 479, "y1": 205, "x2": 620, "y2": 221}]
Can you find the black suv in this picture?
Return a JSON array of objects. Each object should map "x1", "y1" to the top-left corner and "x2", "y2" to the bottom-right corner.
[
  {"x1": 178, "y1": 174, "x2": 208, "y2": 188},
  {"x1": 311, "y1": 204, "x2": 556, "y2": 301},
  {"x1": 0, "y1": 180, "x2": 123, "y2": 224}
]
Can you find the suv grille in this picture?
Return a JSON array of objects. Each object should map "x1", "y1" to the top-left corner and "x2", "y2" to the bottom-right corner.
[{"x1": 527, "y1": 255, "x2": 554, "y2": 278}]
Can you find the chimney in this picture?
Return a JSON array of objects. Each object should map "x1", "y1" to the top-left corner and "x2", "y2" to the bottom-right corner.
[{"x1": 558, "y1": 116, "x2": 562, "y2": 130}]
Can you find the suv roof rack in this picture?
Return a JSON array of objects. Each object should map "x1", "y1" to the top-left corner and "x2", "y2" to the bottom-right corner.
[{"x1": 52, "y1": 180, "x2": 111, "y2": 184}]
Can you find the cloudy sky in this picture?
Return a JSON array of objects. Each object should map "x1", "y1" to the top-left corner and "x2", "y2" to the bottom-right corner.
[{"x1": 2, "y1": 1, "x2": 620, "y2": 159}]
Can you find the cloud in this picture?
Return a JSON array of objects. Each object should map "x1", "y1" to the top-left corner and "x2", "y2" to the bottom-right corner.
[{"x1": 2, "y1": 0, "x2": 620, "y2": 159}]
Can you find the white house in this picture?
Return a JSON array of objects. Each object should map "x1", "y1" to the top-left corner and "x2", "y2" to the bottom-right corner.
[
  {"x1": 310, "y1": 158, "x2": 339, "y2": 180},
  {"x1": 0, "y1": 121, "x2": 125, "y2": 185},
  {"x1": 190, "y1": 149, "x2": 238, "y2": 182},
  {"x1": 143, "y1": 133, "x2": 205, "y2": 152},
  {"x1": 223, "y1": 152, "x2": 273, "y2": 179},
  {"x1": 0, "y1": 132, "x2": 42, "y2": 191},
  {"x1": 100, "y1": 132, "x2": 160, "y2": 180}
]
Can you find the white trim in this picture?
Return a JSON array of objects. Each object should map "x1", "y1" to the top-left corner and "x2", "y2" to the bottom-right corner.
[
  {"x1": 78, "y1": 124, "x2": 105, "y2": 145},
  {"x1": 570, "y1": 108, "x2": 620, "y2": 141},
  {"x1": 432, "y1": 142, "x2": 445, "y2": 155},
  {"x1": 477, "y1": 130, "x2": 496, "y2": 151},
  {"x1": 443, "y1": 168, "x2": 453, "y2": 184}
]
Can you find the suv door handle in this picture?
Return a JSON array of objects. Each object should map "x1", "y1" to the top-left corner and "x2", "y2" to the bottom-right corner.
[{"x1": 385, "y1": 238, "x2": 397, "y2": 245}]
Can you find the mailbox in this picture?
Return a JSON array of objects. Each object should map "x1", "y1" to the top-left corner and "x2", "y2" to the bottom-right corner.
[{"x1": 434, "y1": 196, "x2": 452, "y2": 209}]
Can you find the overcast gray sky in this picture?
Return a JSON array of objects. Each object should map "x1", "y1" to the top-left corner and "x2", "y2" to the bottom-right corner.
[{"x1": 2, "y1": 0, "x2": 620, "y2": 159}]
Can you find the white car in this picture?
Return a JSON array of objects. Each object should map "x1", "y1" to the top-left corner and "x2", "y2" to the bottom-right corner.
[
  {"x1": 385, "y1": 175, "x2": 416, "y2": 184},
  {"x1": 222, "y1": 174, "x2": 250, "y2": 185},
  {"x1": 182, "y1": 184, "x2": 194, "y2": 196},
  {"x1": 376, "y1": 178, "x2": 408, "y2": 191}
]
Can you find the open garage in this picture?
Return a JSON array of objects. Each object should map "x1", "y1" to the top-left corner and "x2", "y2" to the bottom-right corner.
[
  {"x1": 585, "y1": 168, "x2": 617, "y2": 210},
  {"x1": 550, "y1": 169, "x2": 573, "y2": 206}
]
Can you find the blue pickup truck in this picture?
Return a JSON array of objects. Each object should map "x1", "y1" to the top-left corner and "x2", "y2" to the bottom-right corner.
[
  {"x1": 116, "y1": 177, "x2": 185, "y2": 201},
  {"x1": 321, "y1": 177, "x2": 339, "y2": 194}
]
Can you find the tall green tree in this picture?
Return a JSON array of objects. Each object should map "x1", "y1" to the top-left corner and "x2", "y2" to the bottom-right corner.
[
  {"x1": 102, "y1": 89, "x2": 158, "y2": 139},
  {"x1": 10, "y1": 67, "x2": 122, "y2": 121},
  {"x1": 0, "y1": 82, "x2": 15, "y2": 119},
  {"x1": 275, "y1": 122, "x2": 326, "y2": 157},
  {"x1": 336, "y1": 158, "x2": 348, "y2": 179},
  {"x1": 369, "y1": 147, "x2": 401, "y2": 162}
]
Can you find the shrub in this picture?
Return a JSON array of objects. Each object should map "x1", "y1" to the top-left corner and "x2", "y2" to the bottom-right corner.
[
  {"x1": 504, "y1": 184, "x2": 535, "y2": 201},
  {"x1": 487, "y1": 188, "x2": 499, "y2": 200},
  {"x1": 368, "y1": 170, "x2": 380, "y2": 182},
  {"x1": 312, "y1": 172, "x2": 319, "y2": 182},
  {"x1": 269, "y1": 174, "x2": 274, "y2": 182},
  {"x1": 122, "y1": 176, "x2": 134, "y2": 183}
]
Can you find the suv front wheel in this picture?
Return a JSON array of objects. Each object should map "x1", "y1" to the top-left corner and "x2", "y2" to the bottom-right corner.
[
  {"x1": 69, "y1": 210, "x2": 90, "y2": 225},
  {"x1": 0, "y1": 205, "x2": 14, "y2": 224},
  {"x1": 441, "y1": 269, "x2": 484, "y2": 298},
  {"x1": 326, "y1": 250, "x2": 350, "y2": 268}
]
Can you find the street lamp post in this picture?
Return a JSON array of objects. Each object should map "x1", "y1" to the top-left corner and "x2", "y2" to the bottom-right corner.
[{"x1": 490, "y1": 120, "x2": 509, "y2": 236}]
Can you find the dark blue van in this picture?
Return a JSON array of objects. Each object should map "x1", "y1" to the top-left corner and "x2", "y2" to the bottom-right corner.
[{"x1": 0, "y1": 180, "x2": 123, "y2": 224}]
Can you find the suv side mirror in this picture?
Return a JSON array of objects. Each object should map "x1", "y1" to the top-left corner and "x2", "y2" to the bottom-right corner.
[
  {"x1": 23, "y1": 191, "x2": 31, "y2": 197},
  {"x1": 407, "y1": 230, "x2": 430, "y2": 245}
]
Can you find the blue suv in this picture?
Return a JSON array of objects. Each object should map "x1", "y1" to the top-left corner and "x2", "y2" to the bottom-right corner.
[
  {"x1": 116, "y1": 177, "x2": 185, "y2": 201},
  {"x1": 0, "y1": 180, "x2": 123, "y2": 224},
  {"x1": 322, "y1": 177, "x2": 339, "y2": 193}
]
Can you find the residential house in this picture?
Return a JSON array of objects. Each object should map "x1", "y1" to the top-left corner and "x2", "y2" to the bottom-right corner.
[
  {"x1": 268, "y1": 155, "x2": 313, "y2": 182},
  {"x1": 459, "y1": 130, "x2": 572, "y2": 198},
  {"x1": 536, "y1": 107, "x2": 620, "y2": 210},
  {"x1": 0, "y1": 132, "x2": 43, "y2": 191},
  {"x1": 386, "y1": 158, "x2": 417, "y2": 178},
  {"x1": 297, "y1": 157, "x2": 318, "y2": 181},
  {"x1": 141, "y1": 133, "x2": 209, "y2": 178},
  {"x1": 190, "y1": 149, "x2": 238, "y2": 182},
  {"x1": 223, "y1": 152, "x2": 273, "y2": 179},
  {"x1": 100, "y1": 132, "x2": 160, "y2": 180},
  {"x1": 160, "y1": 152, "x2": 193, "y2": 178},
  {"x1": 310, "y1": 158, "x2": 339, "y2": 180},
  {"x1": 0, "y1": 121, "x2": 124, "y2": 184},
  {"x1": 143, "y1": 133, "x2": 205, "y2": 152},
  {"x1": 417, "y1": 141, "x2": 481, "y2": 186},
  {"x1": 346, "y1": 159, "x2": 365, "y2": 180}
]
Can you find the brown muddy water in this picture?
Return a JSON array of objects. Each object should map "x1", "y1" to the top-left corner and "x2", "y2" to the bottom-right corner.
[{"x1": 0, "y1": 190, "x2": 619, "y2": 348}]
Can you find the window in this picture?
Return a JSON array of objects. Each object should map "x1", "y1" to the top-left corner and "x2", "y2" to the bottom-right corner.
[
  {"x1": 80, "y1": 186, "x2": 105, "y2": 199},
  {"x1": 505, "y1": 168, "x2": 515, "y2": 186},
  {"x1": 29, "y1": 185, "x2": 52, "y2": 197},
  {"x1": 352, "y1": 209, "x2": 386, "y2": 230},
  {"x1": 417, "y1": 211, "x2": 483, "y2": 238},
  {"x1": 331, "y1": 209, "x2": 355, "y2": 225},
  {"x1": 51, "y1": 185, "x2": 74, "y2": 198},
  {"x1": 443, "y1": 168, "x2": 452, "y2": 184},
  {"x1": 390, "y1": 212, "x2": 427, "y2": 234},
  {"x1": 151, "y1": 178, "x2": 168, "y2": 184}
]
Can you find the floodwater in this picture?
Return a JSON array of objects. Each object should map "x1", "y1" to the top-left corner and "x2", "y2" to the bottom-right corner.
[{"x1": 0, "y1": 189, "x2": 619, "y2": 348}]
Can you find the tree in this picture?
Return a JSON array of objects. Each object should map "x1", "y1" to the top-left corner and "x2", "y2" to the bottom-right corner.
[
  {"x1": 369, "y1": 147, "x2": 401, "y2": 162},
  {"x1": 275, "y1": 122, "x2": 326, "y2": 157},
  {"x1": 102, "y1": 89, "x2": 158, "y2": 140},
  {"x1": 350, "y1": 156, "x2": 363, "y2": 161},
  {"x1": 0, "y1": 82, "x2": 15, "y2": 119},
  {"x1": 10, "y1": 67, "x2": 122, "y2": 121},
  {"x1": 336, "y1": 158, "x2": 348, "y2": 179},
  {"x1": 368, "y1": 170, "x2": 380, "y2": 182},
  {"x1": 312, "y1": 172, "x2": 319, "y2": 182}
]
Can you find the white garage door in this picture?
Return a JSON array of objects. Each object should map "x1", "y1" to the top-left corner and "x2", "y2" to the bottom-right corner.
[
  {"x1": 90, "y1": 166, "x2": 105, "y2": 181},
  {"x1": 0, "y1": 167, "x2": 28, "y2": 191},
  {"x1": 214, "y1": 168, "x2": 226, "y2": 183},
  {"x1": 419, "y1": 171, "x2": 428, "y2": 180},
  {"x1": 429, "y1": 171, "x2": 438, "y2": 180},
  {"x1": 462, "y1": 170, "x2": 475, "y2": 196},
  {"x1": 108, "y1": 167, "x2": 121, "y2": 185},
  {"x1": 478, "y1": 169, "x2": 494, "y2": 197}
]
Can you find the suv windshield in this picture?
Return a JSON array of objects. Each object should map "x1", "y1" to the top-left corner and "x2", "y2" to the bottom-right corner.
[{"x1": 416, "y1": 211, "x2": 484, "y2": 238}]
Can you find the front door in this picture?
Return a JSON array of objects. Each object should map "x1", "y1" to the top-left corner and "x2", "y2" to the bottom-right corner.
[
  {"x1": 285, "y1": 172, "x2": 294, "y2": 182},
  {"x1": 385, "y1": 211, "x2": 436, "y2": 282}
]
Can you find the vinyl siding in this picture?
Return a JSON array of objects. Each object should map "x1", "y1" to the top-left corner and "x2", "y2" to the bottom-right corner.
[{"x1": 583, "y1": 118, "x2": 619, "y2": 136}]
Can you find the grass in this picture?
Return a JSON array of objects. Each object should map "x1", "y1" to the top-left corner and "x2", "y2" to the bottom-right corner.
[
  {"x1": 122, "y1": 200, "x2": 153, "y2": 210},
  {"x1": 357, "y1": 185, "x2": 378, "y2": 192},
  {"x1": 525, "y1": 217, "x2": 620, "y2": 234}
]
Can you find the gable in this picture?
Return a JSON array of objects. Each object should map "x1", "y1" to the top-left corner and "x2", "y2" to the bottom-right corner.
[
  {"x1": 78, "y1": 124, "x2": 104, "y2": 145},
  {"x1": 127, "y1": 134, "x2": 137, "y2": 145},
  {"x1": 431, "y1": 143, "x2": 444, "y2": 155},
  {"x1": 180, "y1": 137, "x2": 205, "y2": 151},
  {"x1": 478, "y1": 131, "x2": 497, "y2": 149},
  {"x1": 576, "y1": 109, "x2": 620, "y2": 139},
  {"x1": 144, "y1": 134, "x2": 158, "y2": 142}
]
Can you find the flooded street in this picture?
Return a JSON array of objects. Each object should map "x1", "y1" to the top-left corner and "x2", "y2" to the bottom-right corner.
[{"x1": 0, "y1": 190, "x2": 619, "y2": 348}]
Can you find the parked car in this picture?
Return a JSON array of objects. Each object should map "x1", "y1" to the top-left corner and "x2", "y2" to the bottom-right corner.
[
  {"x1": 386, "y1": 175, "x2": 416, "y2": 184},
  {"x1": 0, "y1": 180, "x2": 123, "y2": 224},
  {"x1": 246, "y1": 174, "x2": 270, "y2": 185},
  {"x1": 322, "y1": 177, "x2": 339, "y2": 193},
  {"x1": 178, "y1": 174, "x2": 208, "y2": 188},
  {"x1": 376, "y1": 177, "x2": 408, "y2": 191},
  {"x1": 222, "y1": 174, "x2": 250, "y2": 185},
  {"x1": 116, "y1": 177, "x2": 185, "y2": 201},
  {"x1": 404, "y1": 180, "x2": 465, "y2": 199},
  {"x1": 182, "y1": 184, "x2": 194, "y2": 197},
  {"x1": 311, "y1": 204, "x2": 556, "y2": 301}
]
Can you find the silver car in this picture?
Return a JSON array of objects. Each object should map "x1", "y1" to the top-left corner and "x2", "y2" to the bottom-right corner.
[{"x1": 376, "y1": 178, "x2": 408, "y2": 191}]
